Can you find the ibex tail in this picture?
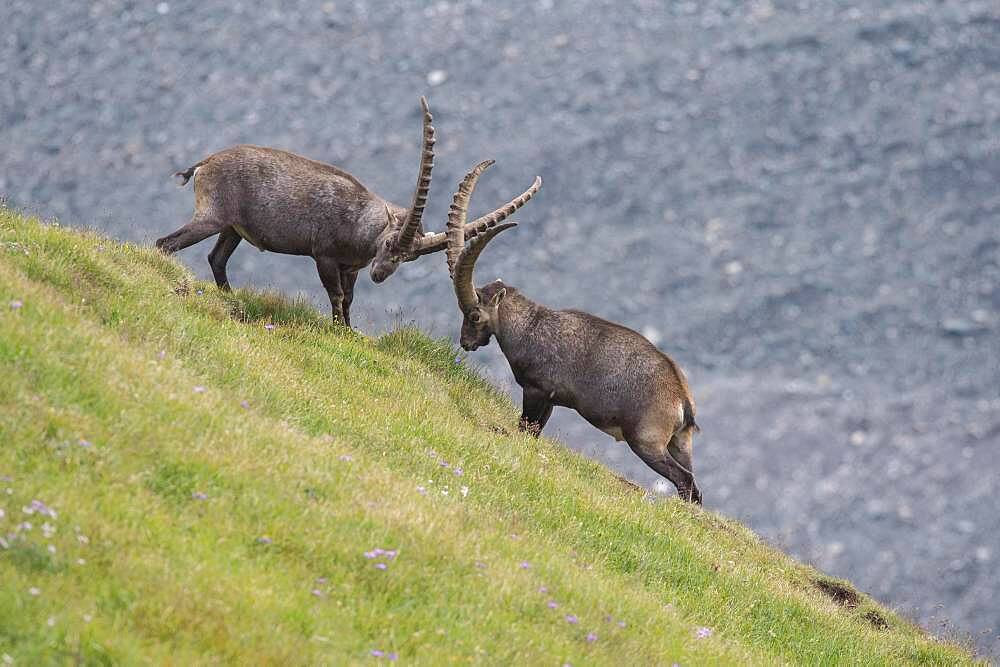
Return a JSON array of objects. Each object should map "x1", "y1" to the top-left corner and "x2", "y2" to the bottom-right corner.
[
  {"x1": 683, "y1": 397, "x2": 700, "y2": 433},
  {"x1": 173, "y1": 158, "x2": 210, "y2": 186}
]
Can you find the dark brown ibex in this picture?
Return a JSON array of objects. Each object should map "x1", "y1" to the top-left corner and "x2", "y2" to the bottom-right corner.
[
  {"x1": 155, "y1": 98, "x2": 540, "y2": 327},
  {"x1": 445, "y1": 162, "x2": 702, "y2": 503}
]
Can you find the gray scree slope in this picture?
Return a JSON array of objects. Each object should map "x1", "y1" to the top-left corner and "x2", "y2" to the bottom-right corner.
[{"x1": 1, "y1": 0, "x2": 997, "y2": 655}]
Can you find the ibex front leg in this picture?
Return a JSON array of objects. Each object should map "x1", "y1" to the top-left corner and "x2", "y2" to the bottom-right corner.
[
  {"x1": 519, "y1": 386, "x2": 553, "y2": 437},
  {"x1": 339, "y1": 269, "x2": 359, "y2": 329},
  {"x1": 315, "y1": 257, "x2": 347, "y2": 325}
]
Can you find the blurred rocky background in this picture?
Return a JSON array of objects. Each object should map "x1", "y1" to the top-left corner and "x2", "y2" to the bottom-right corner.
[{"x1": 2, "y1": 0, "x2": 998, "y2": 655}]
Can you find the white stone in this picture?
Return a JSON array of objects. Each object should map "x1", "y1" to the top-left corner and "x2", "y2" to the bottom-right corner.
[{"x1": 426, "y1": 70, "x2": 448, "y2": 86}]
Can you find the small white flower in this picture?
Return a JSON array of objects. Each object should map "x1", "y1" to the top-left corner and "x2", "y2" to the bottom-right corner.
[
  {"x1": 77, "y1": 534, "x2": 89, "y2": 544},
  {"x1": 76, "y1": 558, "x2": 86, "y2": 565},
  {"x1": 47, "y1": 545, "x2": 56, "y2": 554},
  {"x1": 460, "y1": 486, "x2": 470, "y2": 497},
  {"x1": 28, "y1": 587, "x2": 40, "y2": 596},
  {"x1": 46, "y1": 616, "x2": 56, "y2": 627}
]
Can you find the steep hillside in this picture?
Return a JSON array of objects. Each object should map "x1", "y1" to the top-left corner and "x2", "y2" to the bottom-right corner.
[{"x1": 0, "y1": 210, "x2": 978, "y2": 664}]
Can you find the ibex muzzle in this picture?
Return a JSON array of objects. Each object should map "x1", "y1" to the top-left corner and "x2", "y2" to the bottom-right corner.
[
  {"x1": 445, "y1": 163, "x2": 703, "y2": 503},
  {"x1": 155, "y1": 98, "x2": 536, "y2": 328}
]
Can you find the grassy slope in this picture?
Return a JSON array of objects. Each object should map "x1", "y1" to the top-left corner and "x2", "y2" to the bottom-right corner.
[{"x1": 0, "y1": 210, "x2": 977, "y2": 666}]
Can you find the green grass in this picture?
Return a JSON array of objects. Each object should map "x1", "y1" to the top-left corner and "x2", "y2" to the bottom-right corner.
[{"x1": 0, "y1": 209, "x2": 979, "y2": 665}]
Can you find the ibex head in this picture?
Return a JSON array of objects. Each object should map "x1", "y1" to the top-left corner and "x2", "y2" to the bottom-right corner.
[
  {"x1": 370, "y1": 97, "x2": 436, "y2": 283},
  {"x1": 445, "y1": 160, "x2": 540, "y2": 350}
]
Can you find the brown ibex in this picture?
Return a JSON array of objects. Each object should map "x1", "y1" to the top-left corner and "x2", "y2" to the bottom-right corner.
[
  {"x1": 445, "y1": 162, "x2": 702, "y2": 503},
  {"x1": 155, "y1": 98, "x2": 540, "y2": 327}
]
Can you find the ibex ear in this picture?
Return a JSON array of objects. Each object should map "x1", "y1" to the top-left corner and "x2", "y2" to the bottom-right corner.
[{"x1": 490, "y1": 288, "x2": 507, "y2": 308}]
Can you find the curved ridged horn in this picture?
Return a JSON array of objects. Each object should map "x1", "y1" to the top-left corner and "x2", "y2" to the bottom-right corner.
[
  {"x1": 396, "y1": 96, "x2": 435, "y2": 250},
  {"x1": 452, "y1": 223, "x2": 518, "y2": 313},
  {"x1": 465, "y1": 175, "x2": 541, "y2": 234},
  {"x1": 413, "y1": 173, "x2": 541, "y2": 257},
  {"x1": 446, "y1": 160, "x2": 494, "y2": 277}
]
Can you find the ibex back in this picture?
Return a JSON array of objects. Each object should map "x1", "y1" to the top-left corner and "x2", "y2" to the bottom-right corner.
[{"x1": 444, "y1": 162, "x2": 702, "y2": 503}]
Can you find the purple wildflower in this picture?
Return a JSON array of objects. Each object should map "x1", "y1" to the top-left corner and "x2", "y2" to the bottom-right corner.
[
  {"x1": 315, "y1": 577, "x2": 328, "y2": 584},
  {"x1": 29, "y1": 500, "x2": 56, "y2": 519},
  {"x1": 191, "y1": 491, "x2": 208, "y2": 500},
  {"x1": 519, "y1": 561, "x2": 531, "y2": 569},
  {"x1": 311, "y1": 589, "x2": 323, "y2": 597},
  {"x1": 547, "y1": 600, "x2": 559, "y2": 609},
  {"x1": 364, "y1": 551, "x2": 377, "y2": 559},
  {"x1": 264, "y1": 323, "x2": 275, "y2": 330},
  {"x1": 617, "y1": 620, "x2": 627, "y2": 628},
  {"x1": 416, "y1": 486, "x2": 427, "y2": 495},
  {"x1": 374, "y1": 563, "x2": 388, "y2": 570},
  {"x1": 586, "y1": 632, "x2": 597, "y2": 642},
  {"x1": 9, "y1": 300, "x2": 23, "y2": 310},
  {"x1": 370, "y1": 649, "x2": 384, "y2": 657},
  {"x1": 384, "y1": 550, "x2": 398, "y2": 560},
  {"x1": 387, "y1": 652, "x2": 399, "y2": 662},
  {"x1": 475, "y1": 561, "x2": 487, "y2": 569},
  {"x1": 196, "y1": 289, "x2": 204, "y2": 296},
  {"x1": 439, "y1": 460, "x2": 450, "y2": 469},
  {"x1": 240, "y1": 400, "x2": 250, "y2": 409},
  {"x1": 695, "y1": 626, "x2": 713, "y2": 639},
  {"x1": 78, "y1": 439, "x2": 93, "y2": 448},
  {"x1": 538, "y1": 586, "x2": 548, "y2": 594},
  {"x1": 193, "y1": 386, "x2": 206, "y2": 393},
  {"x1": 565, "y1": 614, "x2": 578, "y2": 624},
  {"x1": 453, "y1": 467, "x2": 463, "y2": 476},
  {"x1": 256, "y1": 536, "x2": 272, "y2": 545}
]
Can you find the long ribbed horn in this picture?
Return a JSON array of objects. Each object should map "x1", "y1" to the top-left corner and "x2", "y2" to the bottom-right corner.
[
  {"x1": 452, "y1": 223, "x2": 518, "y2": 313},
  {"x1": 413, "y1": 174, "x2": 541, "y2": 257},
  {"x1": 466, "y1": 175, "x2": 541, "y2": 234},
  {"x1": 446, "y1": 160, "x2": 494, "y2": 277},
  {"x1": 396, "y1": 96, "x2": 435, "y2": 250}
]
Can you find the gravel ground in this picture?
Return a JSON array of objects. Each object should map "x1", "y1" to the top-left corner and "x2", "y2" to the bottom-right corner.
[{"x1": 2, "y1": 0, "x2": 998, "y2": 655}]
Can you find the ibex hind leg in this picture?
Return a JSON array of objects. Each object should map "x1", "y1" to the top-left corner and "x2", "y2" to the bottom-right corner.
[
  {"x1": 156, "y1": 213, "x2": 226, "y2": 254},
  {"x1": 207, "y1": 227, "x2": 243, "y2": 290},
  {"x1": 667, "y1": 428, "x2": 701, "y2": 505},
  {"x1": 626, "y1": 429, "x2": 702, "y2": 505}
]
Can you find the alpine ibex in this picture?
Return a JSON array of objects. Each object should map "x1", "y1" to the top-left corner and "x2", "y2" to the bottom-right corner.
[
  {"x1": 155, "y1": 97, "x2": 540, "y2": 327},
  {"x1": 445, "y1": 162, "x2": 702, "y2": 503}
]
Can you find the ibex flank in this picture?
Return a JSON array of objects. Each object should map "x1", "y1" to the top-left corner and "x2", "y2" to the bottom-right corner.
[
  {"x1": 445, "y1": 162, "x2": 702, "y2": 503},
  {"x1": 155, "y1": 97, "x2": 540, "y2": 327}
]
